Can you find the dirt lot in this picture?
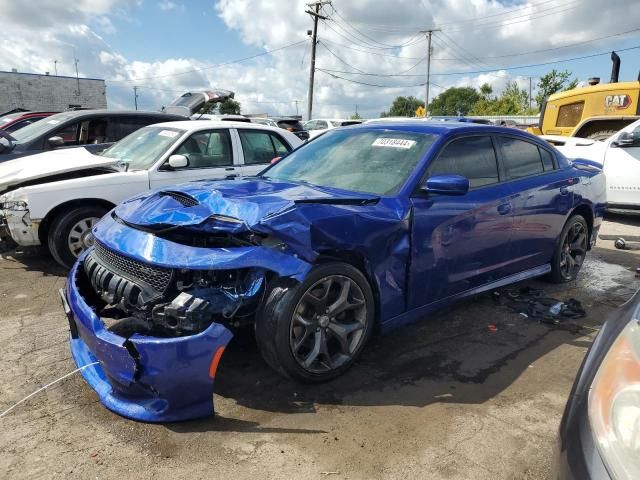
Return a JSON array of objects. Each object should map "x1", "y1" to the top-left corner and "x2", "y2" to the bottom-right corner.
[{"x1": 1, "y1": 216, "x2": 639, "y2": 480}]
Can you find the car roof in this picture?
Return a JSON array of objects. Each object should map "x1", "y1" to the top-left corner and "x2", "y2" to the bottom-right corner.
[
  {"x1": 49, "y1": 109, "x2": 183, "y2": 119},
  {"x1": 146, "y1": 120, "x2": 291, "y2": 132}
]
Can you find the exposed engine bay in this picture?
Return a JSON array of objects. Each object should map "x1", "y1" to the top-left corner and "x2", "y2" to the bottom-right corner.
[{"x1": 82, "y1": 241, "x2": 266, "y2": 337}]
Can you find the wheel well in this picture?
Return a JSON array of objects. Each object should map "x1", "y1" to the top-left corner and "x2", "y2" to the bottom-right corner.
[
  {"x1": 574, "y1": 119, "x2": 633, "y2": 138},
  {"x1": 570, "y1": 204, "x2": 594, "y2": 247},
  {"x1": 316, "y1": 250, "x2": 381, "y2": 323},
  {"x1": 38, "y1": 199, "x2": 115, "y2": 245}
]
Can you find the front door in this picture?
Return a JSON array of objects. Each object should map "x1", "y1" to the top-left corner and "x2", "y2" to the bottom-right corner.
[
  {"x1": 603, "y1": 124, "x2": 640, "y2": 209},
  {"x1": 409, "y1": 135, "x2": 514, "y2": 309},
  {"x1": 149, "y1": 129, "x2": 238, "y2": 189}
]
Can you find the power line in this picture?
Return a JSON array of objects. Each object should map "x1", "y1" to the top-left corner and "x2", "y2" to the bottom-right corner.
[
  {"x1": 319, "y1": 68, "x2": 444, "y2": 89},
  {"x1": 437, "y1": 0, "x2": 561, "y2": 27},
  {"x1": 318, "y1": 41, "x2": 368, "y2": 73},
  {"x1": 107, "y1": 39, "x2": 307, "y2": 83}
]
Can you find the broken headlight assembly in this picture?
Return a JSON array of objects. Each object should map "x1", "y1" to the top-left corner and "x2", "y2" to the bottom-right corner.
[
  {"x1": 589, "y1": 318, "x2": 640, "y2": 479},
  {"x1": 0, "y1": 200, "x2": 28, "y2": 211}
]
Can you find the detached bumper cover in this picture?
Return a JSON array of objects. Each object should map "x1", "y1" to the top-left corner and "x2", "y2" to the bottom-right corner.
[{"x1": 63, "y1": 255, "x2": 233, "y2": 422}]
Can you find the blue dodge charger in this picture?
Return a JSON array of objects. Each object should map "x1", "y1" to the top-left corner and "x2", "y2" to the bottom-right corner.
[{"x1": 61, "y1": 121, "x2": 606, "y2": 421}]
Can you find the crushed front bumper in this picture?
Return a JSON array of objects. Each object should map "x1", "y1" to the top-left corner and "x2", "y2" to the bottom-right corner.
[{"x1": 62, "y1": 254, "x2": 233, "y2": 422}]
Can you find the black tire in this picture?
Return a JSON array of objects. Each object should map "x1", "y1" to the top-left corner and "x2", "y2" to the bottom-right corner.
[
  {"x1": 255, "y1": 262, "x2": 375, "y2": 383},
  {"x1": 48, "y1": 205, "x2": 108, "y2": 268},
  {"x1": 586, "y1": 129, "x2": 617, "y2": 141},
  {"x1": 549, "y1": 214, "x2": 589, "y2": 283}
]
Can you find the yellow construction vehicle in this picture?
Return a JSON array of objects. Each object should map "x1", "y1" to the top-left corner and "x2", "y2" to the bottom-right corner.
[{"x1": 528, "y1": 52, "x2": 640, "y2": 140}]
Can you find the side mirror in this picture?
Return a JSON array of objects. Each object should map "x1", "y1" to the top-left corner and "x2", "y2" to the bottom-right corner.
[
  {"x1": 422, "y1": 174, "x2": 470, "y2": 196},
  {"x1": 167, "y1": 154, "x2": 189, "y2": 169},
  {"x1": 613, "y1": 131, "x2": 636, "y2": 147},
  {"x1": 48, "y1": 136, "x2": 65, "y2": 147}
]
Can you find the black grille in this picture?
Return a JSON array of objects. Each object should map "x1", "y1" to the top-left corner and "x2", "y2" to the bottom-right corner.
[
  {"x1": 92, "y1": 242, "x2": 173, "y2": 293},
  {"x1": 160, "y1": 191, "x2": 199, "y2": 207}
]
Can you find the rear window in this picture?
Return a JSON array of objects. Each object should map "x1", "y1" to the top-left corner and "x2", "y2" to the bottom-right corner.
[
  {"x1": 427, "y1": 136, "x2": 499, "y2": 188},
  {"x1": 556, "y1": 102, "x2": 584, "y2": 128},
  {"x1": 497, "y1": 137, "x2": 545, "y2": 179},
  {"x1": 277, "y1": 120, "x2": 304, "y2": 131}
]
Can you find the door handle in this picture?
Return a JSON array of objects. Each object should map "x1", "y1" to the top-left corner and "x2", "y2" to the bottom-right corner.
[
  {"x1": 559, "y1": 186, "x2": 569, "y2": 195},
  {"x1": 497, "y1": 202, "x2": 512, "y2": 215},
  {"x1": 225, "y1": 167, "x2": 235, "y2": 171},
  {"x1": 225, "y1": 174, "x2": 239, "y2": 179}
]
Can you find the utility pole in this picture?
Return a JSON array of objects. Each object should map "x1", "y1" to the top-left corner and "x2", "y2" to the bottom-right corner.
[
  {"x1": 294, "y1": 99, "x2": 300, "y2": 116},
  {"x1": 305, "y1": 1, "x2": 330, "y2": 121},
  {"x1": 53, "y1": 60, "x2": 58, "y2": 76},
  {"x1": 420, "y1": 29, "x2": 440, "y2": 116},
  {"x1": 73, "y1": 57, "x2": 80, "y2": 96},
  {"x1": 529, "y1": 77, "x2": 533, "y2": 111},
  {"x1": 133, "y1": 86, "x2": 139, "y2": 110}
]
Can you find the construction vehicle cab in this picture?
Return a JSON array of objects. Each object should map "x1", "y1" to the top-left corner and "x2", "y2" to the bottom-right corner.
[{"x1": 529, "y1": 52, "x2": 640, "y2": 140}]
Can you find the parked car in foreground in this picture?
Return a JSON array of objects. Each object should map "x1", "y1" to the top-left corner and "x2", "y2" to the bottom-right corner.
[
  {"x1": 0, "y1": 110, "x2": 185, "y2": 162},
  {"x1": 61, "y1": 122, "x2": 605, "y2": 422},
  {"x1": 0, "y1": 111, "x2": 56, "y2": 133},
  {"x1": 555, "y1": 289, "x2": 640, "y2": 480},
  {"x1": 191, "y1": 114, "x2": 251, "y2": 122},
  {"x1": 0, "y1": 121, "x2": 301, "y2": 267},
  {"x1": 544, "y1": 118, "x2": 640, "y2": 214}
]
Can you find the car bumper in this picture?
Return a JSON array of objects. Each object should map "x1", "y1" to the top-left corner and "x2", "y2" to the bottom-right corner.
[
  {"x1": 62, "y1": 253, "x2": 233, "y2": 422},
  {"x1": 0, "y1": 208, "x2": 40, "y2": 246}
]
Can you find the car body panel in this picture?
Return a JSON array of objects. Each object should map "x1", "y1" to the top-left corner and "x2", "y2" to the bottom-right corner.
[{"x1": 64, "y1": 123, "x2": 606, "y2": 421}]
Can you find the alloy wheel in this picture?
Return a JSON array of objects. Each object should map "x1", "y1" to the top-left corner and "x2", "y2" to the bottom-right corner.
[
  {"x1": 290, "y1": 275, "x2": 367, "y2": 374},
  {"x1": 559, "y1": 221, "x2": 588, "y2": 280},
  {"x1": 67, "y1": 217, "x2": 99, "y2": 257}
]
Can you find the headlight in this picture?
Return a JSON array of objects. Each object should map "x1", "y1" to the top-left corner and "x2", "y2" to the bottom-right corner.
[
  {"x1": 0, "y1": 200, "x2": 28, "y2": 211},
  {"x1": 589, "y1": 318, "x2": 640, "y2": 479}
]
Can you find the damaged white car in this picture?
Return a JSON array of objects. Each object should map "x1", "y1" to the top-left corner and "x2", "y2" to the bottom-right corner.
[{"x1": 0, "y1": 121, "x2": 302, "y2": 267}]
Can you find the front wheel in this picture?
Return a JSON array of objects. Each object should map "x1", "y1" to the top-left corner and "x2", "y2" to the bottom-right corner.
[
  {"x1": 48, "y1": 205, "x2": 108, "y2": 268},
  {"x1": 255, "y1": 262, "x2": 375, "y2": 382},
  {"x1": 549, "y1": 215, "x2": 589, "y2": 283}
]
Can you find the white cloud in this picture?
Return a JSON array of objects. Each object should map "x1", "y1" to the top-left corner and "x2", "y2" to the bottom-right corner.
[{"x1": 0, "y1": 0, "x2": 639, "y2": 117}]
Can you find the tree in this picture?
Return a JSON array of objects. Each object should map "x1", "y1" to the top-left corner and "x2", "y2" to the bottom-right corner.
[
  {"x1": 428, "y1": 87, "x2": 481, "y2": 116},
  {"x1": 350, "y1": 111, "x2": 362, "y2": 120},
  {"x1": 470, "y1": 81, "x2": 532, "y2": 115},
  {"x1": 218, "y1": 98, "x2": 242, "y2": 115},
  {"x1": 381, "y1": 96, "x2": 425, "y2": 117},
  {"x1": 479, "y1": 83, "x2": 493, "y2": 99},
  {"x1": 535, "y1": 69, "x2": 577, "y2": 108}
]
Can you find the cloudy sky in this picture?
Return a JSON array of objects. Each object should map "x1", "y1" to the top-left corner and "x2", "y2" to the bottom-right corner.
[{"x1": 1, "y1": 0, "x2": 638, "y2": 118}]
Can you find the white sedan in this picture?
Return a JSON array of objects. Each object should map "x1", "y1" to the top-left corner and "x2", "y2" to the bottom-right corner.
[
  {"x1": 0, "y1": 121, "x2": 302, "y2": 267},
  {"x1": 544, "y1": 119, "x2": 640, "y2": 214},
  {"x1": 303, "y1": 118, "x2": 352, "y2": 139}
]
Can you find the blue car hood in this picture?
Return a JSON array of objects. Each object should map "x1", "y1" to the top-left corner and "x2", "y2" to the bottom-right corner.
[{"x1": 113, "y1": 178, "x2": 383, "y2": 262}]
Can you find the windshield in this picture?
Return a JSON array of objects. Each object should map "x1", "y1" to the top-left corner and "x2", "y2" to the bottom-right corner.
[
  {"x1": 11, "y1": 112, "x2": 77, "y2": 143},
  {"x1": 263, "y1": 129, "x2": 437, "y2": 195},
  {"x1": 101, "y1": 126, "x2": 185, "y2": 170}
]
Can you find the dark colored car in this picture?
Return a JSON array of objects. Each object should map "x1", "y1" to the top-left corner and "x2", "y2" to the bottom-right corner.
[
  {"x1": 555, "y1": 289, "x2": 640, "y2": 479},
  {"x1": 62, "y1": 122, "x2": 606, "y2": 421},
  {"x1": 0, "y1": 111, "x2": 56, "y2": 133},
  {"x1": 275, "y1": 118, "x2": 309, "y2": 141},
  {"x1": 0, "y1": 110, "x2": 186, "y2": 162}
]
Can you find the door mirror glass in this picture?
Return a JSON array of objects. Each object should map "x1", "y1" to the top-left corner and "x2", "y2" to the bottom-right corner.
[
  {"x1": 614, "y1": 131, "x2": 637, "y2": 147},
  {"x1": 168, "y1": 154, "x2": 189, "y2": 169},
  {"x1": 48, "y1": 136, "x2": 65, "y2": 147},
  {"x1": 422, "y1": 174, "x2": 469, "y2": 195}
]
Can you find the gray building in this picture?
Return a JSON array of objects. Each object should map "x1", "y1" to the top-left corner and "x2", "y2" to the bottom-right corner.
[{"x1": 0, "y1": 70, "x2": 107, "y2": 114}]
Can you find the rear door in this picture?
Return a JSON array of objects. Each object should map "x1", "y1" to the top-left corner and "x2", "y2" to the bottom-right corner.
[
  {"x1": 495, "y1": 135, "x2": 573, "y2": 273},
  {"x1": 409, "y1": 135, "x2": 514, "y2": 306},
  {"x1": 603, "y1": 124, "x2": 640, "y2": 209},
  {"x1": 236, "y1": 128, "x2": 293, "y2": 176},
  {"x1": 148, "y1": 128, "x2": 237, "y2": 189}
]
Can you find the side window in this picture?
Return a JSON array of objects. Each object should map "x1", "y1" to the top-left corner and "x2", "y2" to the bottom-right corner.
[
  {"x1": 539, "y1": 147, "x2": 555, "y2": 171},
  {"x1": 51, "y1": 122, "x2": 80, "y2": 146},
  {"x1": 175, "y1": 129, "x2": 232, "y2": 168},
  {"x1": 5, "y1": 119, "x2": 35, "y2": 133},
  {"x1": 427, "y1": 136, "x2": 499, "y2": 188},
  {"x1": 239, "y1": 129, "x2": 283, "y2": 165},
  {"x1": 305, "y1": 120, "x2": 317, "y2": 130},
  {"x1": 316, "y1": 120, "x2": 328, "y2": 130},
  {"x1": 269, "y1": 133, "x2": 291, "y2": 155},
  {"x1": 83, "y1": 118, "x2": 109, "y2": 145},
  {"x1": 113, "y1": 117, "x2": 155, "y2": 140},
  {"x1": 497, "y1": 137, "x2": 544, "y2": 179}
]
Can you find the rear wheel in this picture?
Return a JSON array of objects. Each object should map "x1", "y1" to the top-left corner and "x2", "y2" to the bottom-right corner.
[
  {"x1": 48, "y1": 206, "x2": 108, "y2": 268},
  {"x1": 549, "y1": 215, "x2": 589, "y2": 283},
  {"x1": 255, "y1": 262, "x2": 375, "y2": 382}
]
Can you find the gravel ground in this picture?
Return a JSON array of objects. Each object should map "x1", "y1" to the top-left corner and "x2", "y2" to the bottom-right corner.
[{"x1": 0, "y1": 216, "x2": 639, "y2": 480}]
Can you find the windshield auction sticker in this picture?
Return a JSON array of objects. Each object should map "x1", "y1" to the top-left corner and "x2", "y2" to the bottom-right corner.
[
  {"x1": 372, "y1": 138, "x2": 416, "y2": 149},
  {"x1": 158, "y1": 130, "x2": 179, "y2": 138}
]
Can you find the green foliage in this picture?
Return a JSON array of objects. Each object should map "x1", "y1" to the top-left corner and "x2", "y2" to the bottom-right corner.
[
  {"x1": 428, "y1": 87, "x2": 480, "y2": 116},
  {"x1": 535, "y1": 69, "x2": 578, "y2": 108},
  {"x1": 380, "y1": 96, "x2": 425, "y2": 117},
  {"x1": 350, "y1": 112, "x2": 362, "y2": 120},
  {"x1": 471, "y1": 81, "x2": 533, "y2": 115},
  {"x1": 218, "y1": 98, "x2": 242, "y2": 115}
]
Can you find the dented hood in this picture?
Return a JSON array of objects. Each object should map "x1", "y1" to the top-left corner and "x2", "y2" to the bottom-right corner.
[
  {"x1": 0, "y1": 147, "x2": 118, "y2": 193},
  {"x1": 114, "y1": 178, "x2": 383, "y2": 261}
]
